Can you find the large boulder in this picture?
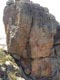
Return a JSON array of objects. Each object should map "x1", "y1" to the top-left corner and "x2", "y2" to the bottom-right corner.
[{"x1": 3, "y1": 0, "x2": 60, "y2": 79}]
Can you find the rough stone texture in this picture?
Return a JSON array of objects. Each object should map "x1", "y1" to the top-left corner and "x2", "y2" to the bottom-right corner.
[{"x1": 3, "y1": 0, "x2": 60, "y2": 80}]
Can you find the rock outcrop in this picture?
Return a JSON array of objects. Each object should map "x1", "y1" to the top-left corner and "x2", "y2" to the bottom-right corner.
[{"x1": 3, "y1": 0, "x2": 60, "y2": 80}]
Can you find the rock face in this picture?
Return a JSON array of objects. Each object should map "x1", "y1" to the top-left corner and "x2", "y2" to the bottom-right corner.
[{"x1": 3, "y1": 0, "x2": 60, "y2": 80}]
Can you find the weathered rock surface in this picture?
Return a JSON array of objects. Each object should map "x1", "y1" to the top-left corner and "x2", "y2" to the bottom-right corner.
[{"x1": 3, "y1": 0, "x2": 60, "y2": 80}]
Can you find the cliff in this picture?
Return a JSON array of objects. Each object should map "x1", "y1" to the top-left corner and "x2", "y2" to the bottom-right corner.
[{"x1": 3, "y1": 0, "x2": 60, "y2": 80}]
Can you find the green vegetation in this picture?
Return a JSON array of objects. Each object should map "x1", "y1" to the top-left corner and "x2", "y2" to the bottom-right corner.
[{"x1": 0, "y1": 48, "x2": 21, "y2": 80}]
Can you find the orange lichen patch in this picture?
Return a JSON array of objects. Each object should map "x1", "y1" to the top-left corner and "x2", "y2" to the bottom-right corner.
[
  {"x1": 31, "y1": 59, "x2": 40, "y2": 77},
  {"x1": 30, "y1": 42, "x2": 53, "y2": 58},
  {"x1": 31, "y1": 58, "x2": 52, "y2": 78},
  {"x1": 29, "y1": 26, "x2": 54, "y2": 58}
]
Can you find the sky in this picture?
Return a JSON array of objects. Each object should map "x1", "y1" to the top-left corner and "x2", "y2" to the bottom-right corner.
[{"x1": 0, "y1": 0, "x2": 60, "y2": 46}]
